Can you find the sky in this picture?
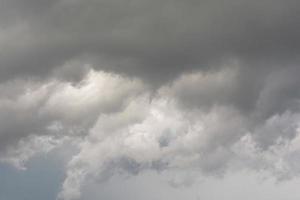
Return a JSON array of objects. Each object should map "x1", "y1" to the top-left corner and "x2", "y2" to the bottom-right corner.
[{"x1": 1, "y1": 0, "x2": 300, "y2": 200}]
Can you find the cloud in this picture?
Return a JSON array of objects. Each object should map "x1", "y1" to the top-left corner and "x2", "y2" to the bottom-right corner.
[
  {"x1": 0, "y1": 0, "x2": 300, "y2": 84},
  {"x1": 1, "y1": 1, "x2": 300, "y2": 200},
  {"x1": 1, "y1": 66, "x2": 300, "y2": 200},
  {"x1": 0, "y1": 70, "x2": 144, "y2": 162},
  {"x1": 0, "y1": 135, "x2": 66, "y2": 170},
  {"x1": 58, "y1": 90, "x2": 300, "y2": 200}
]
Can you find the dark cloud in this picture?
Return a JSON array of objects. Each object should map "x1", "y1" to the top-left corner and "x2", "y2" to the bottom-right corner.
[
  {"x1": 1, "y1": 0, "x2": 300, "y2": 84},
  {"x1": 1, "y1": 0, "x2": 299, "y2": 125},
  {"x1": 1, "y1": 1, "x2": 300, "y2": 199}
]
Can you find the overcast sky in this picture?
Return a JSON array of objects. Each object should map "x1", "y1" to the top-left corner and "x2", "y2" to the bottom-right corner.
[{"x1": 1, "y1": 0, "x2": 300, "y2": 200}]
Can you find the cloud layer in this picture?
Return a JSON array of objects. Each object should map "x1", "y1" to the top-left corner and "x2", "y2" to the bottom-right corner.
[{"x1": 1, "y1": 0, "x2": 300, "y2": 200}]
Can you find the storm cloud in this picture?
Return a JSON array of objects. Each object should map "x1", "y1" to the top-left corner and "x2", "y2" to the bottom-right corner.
[
  {"x1": 0, "y1": 0, "x2": 300, "y2": 82},
  {"x1": 1, "y1": 0, "x2": 300, "y2": 200}
]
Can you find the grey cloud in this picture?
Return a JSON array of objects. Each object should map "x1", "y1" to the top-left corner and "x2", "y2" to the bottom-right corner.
[
  {"x1": 255, "y1": 67, "x2": 300, "y2": 119},
  {"x1": 161, "y1": 65, "x2": 300, "y2": 150},
  {"x1": 253, "y1": 112, "x2": 300, "y2": 150},
  {"x1": 1, "y1": 0, "x2": 300, "y2": 84},
  {"x1": 162, "y1": 65, "x2": 300, "y2": 125},
  {"x1": 2, "y1": 1, "x2": 300, "y2": 199},
  {"x1": 2, "y1": 0, "x2": 300, "y2": 124}
]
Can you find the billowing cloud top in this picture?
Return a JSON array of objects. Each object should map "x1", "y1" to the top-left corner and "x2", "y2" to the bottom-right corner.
[{"x1": 1, "y1": 0, "x2": 300, "y2": 200}]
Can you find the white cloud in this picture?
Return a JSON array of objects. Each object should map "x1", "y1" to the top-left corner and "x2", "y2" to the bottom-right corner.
[
  {"x1": 57, "y1": 70, "x2": 300, "y2": 199},
  {"x1": 0, "y1": 69, "x2": 145, "y2": 168}
]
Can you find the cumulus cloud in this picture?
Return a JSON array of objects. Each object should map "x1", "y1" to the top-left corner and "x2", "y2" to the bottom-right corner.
[
  {"x1": 58, "y1": 90, "x2": 300, "y2": 200},
  {"x1": 1, "y1": 1, "x2": 300, "y2": 200},
  {"x1": 1, "y1": 66, "x2": 300, "y2": 200},
  {"x1": 0, "y1": 69, "x2": 144, "y2": 161}
]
